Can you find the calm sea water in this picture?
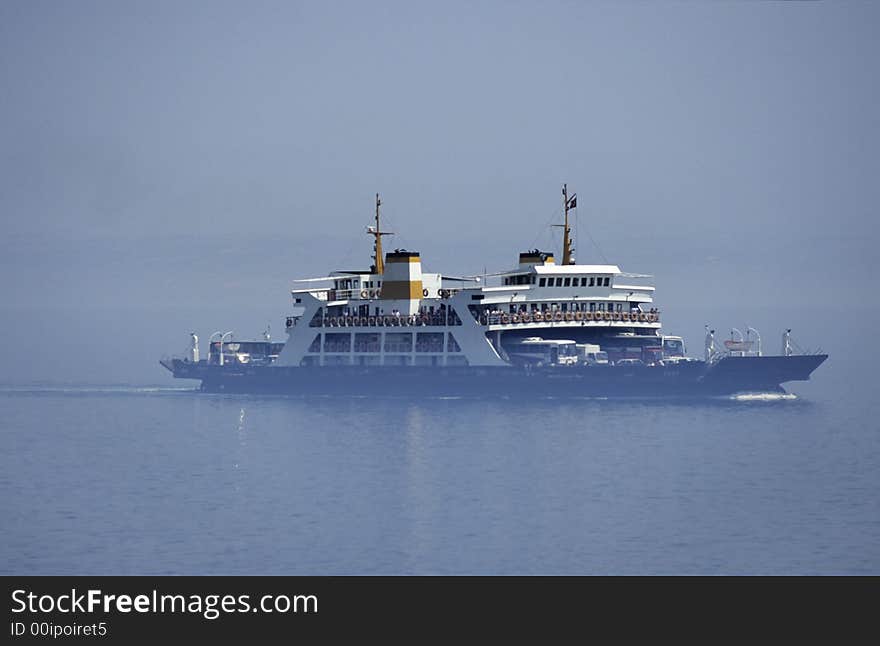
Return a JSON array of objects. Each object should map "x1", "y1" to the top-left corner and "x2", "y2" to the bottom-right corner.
[{"x1": 2, "y1": 358, "x2": 878, "y2": 575}]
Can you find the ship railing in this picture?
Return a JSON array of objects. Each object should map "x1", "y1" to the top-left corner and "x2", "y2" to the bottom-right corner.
[
  {"x1": 293, "y1": 288, "x2": 356, "y2": 302},
  {"x1": 326, "y1": 288, "x2": 355, "y2": 301},
  {"x1": 478, "y1": 310, "x2": 661, "y2": 326},
  {"x1": 310, "y1": 313, "x2": 463, "y2": 328},
  {"x1": 303, "y1": 288, "x2": 465, "y2": 302}
]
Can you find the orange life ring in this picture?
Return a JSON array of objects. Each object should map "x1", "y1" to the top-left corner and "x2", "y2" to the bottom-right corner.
[
  {"x1": 564, "y1": 312, "x2": 573, "y2": 322},
  {"x1": 368, "y1": 317, "x2": 376, "y2": 326},
  {"x1": 522, "y1": 313, "x2": 532, "y2": 323},
  {"x1": 554, "y1": 312, "x2": 563, "y2": 322},
  {"x1": 534, "y1": 313, "x2": 544, "y2": 322},
  {"x1": 575, "y1": 311, "x2": 584, "y2": 321},
  {"x1": 345, "y1": 316, "x2": 353, "y2": 326},
  {"x1": 639, "y1": 313, "x2": 647, "y2": 322},
  {"x1": 603, "y1": 311, "x2": 611, "y2": 321},
  {"x1": 585, "y1": 312, "x2": 593, "y2": 321},
  {"x1": 512, "y1": 314, "x2": 521, "y2": 323},
  {"x1": 360, "y1": 290, "x2": 369, "y2": 299},
  {"x1": 612, "y1": 312, "x2": 621, "y2": 321},
  {"x1": 622, "y1": 313, "x2": 630, "y2": 322},
  {"x1": 330, "y1": 317, "x2": 338, "y2": 326}
]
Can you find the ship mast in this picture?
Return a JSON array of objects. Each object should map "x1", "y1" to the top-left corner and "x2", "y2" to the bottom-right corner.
[
  {"x1": 369, "y1": 193, "x2": 393, "y2": 274},
  {"x1": 560, "y1": 183, "x2": 577, "y2": 265}
]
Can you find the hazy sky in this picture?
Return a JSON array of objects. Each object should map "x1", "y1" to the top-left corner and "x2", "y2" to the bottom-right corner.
[{"x1": 1, "y1": 1, "x2": 877, "y2": 383}]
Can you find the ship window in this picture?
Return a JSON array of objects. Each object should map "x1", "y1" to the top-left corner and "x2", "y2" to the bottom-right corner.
[
  {"x1": 531, "y1": 275, "x2": 536, "y2": 284},
  {"x1": 589, "y1": 277, "x2": 595, "y2": 287},
  {"x1": 308, "y1": 335, "x2": 321, "y2": 352},
  {"x1": 354, "y1": 333, "x2": 380, "y2": 352},
  {"x1": 580, "y1": 277, "x2": 586, "y2": 287},
  {"x1": 603, "y1": 277, "x2": 610, "y2": 286},
  {"x1": 447, "y1": 333, "x2": 461, "y2": 352},
  {"x1": 384, "y1": 332, "x2": 413, "y2": 353},
  {"x1": 564, "y1": 278, "x2": 571, "y2": 287},
  {"x1": 323, "y1": 332, "x2": 351, "y2": 353},
  {"x1": 416, "y1": 332, "x2": 444, "y2": 353},
  {"x1": 590, "y1": 302, "x2": 596, "y2": 312},
  {"x1": 539, "y1": 278, "x2": 546, "y2": 287},
  {"x1": 556, "y1": 277, "x2": 563, "y2": 287}
]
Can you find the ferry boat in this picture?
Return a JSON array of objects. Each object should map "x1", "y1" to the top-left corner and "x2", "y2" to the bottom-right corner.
[{"x1": 161, "y1": 186, "x2": 827, "y2": 397}]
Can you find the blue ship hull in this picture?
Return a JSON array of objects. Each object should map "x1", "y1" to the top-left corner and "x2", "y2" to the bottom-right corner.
[{"x1": 161, "y1": 354, "x2": 828, "y2": 397}]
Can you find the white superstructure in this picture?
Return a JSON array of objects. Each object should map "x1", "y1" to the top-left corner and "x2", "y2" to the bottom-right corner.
[{"x1": 275, "y1": 187, "x2": 665, "y2": 369}]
